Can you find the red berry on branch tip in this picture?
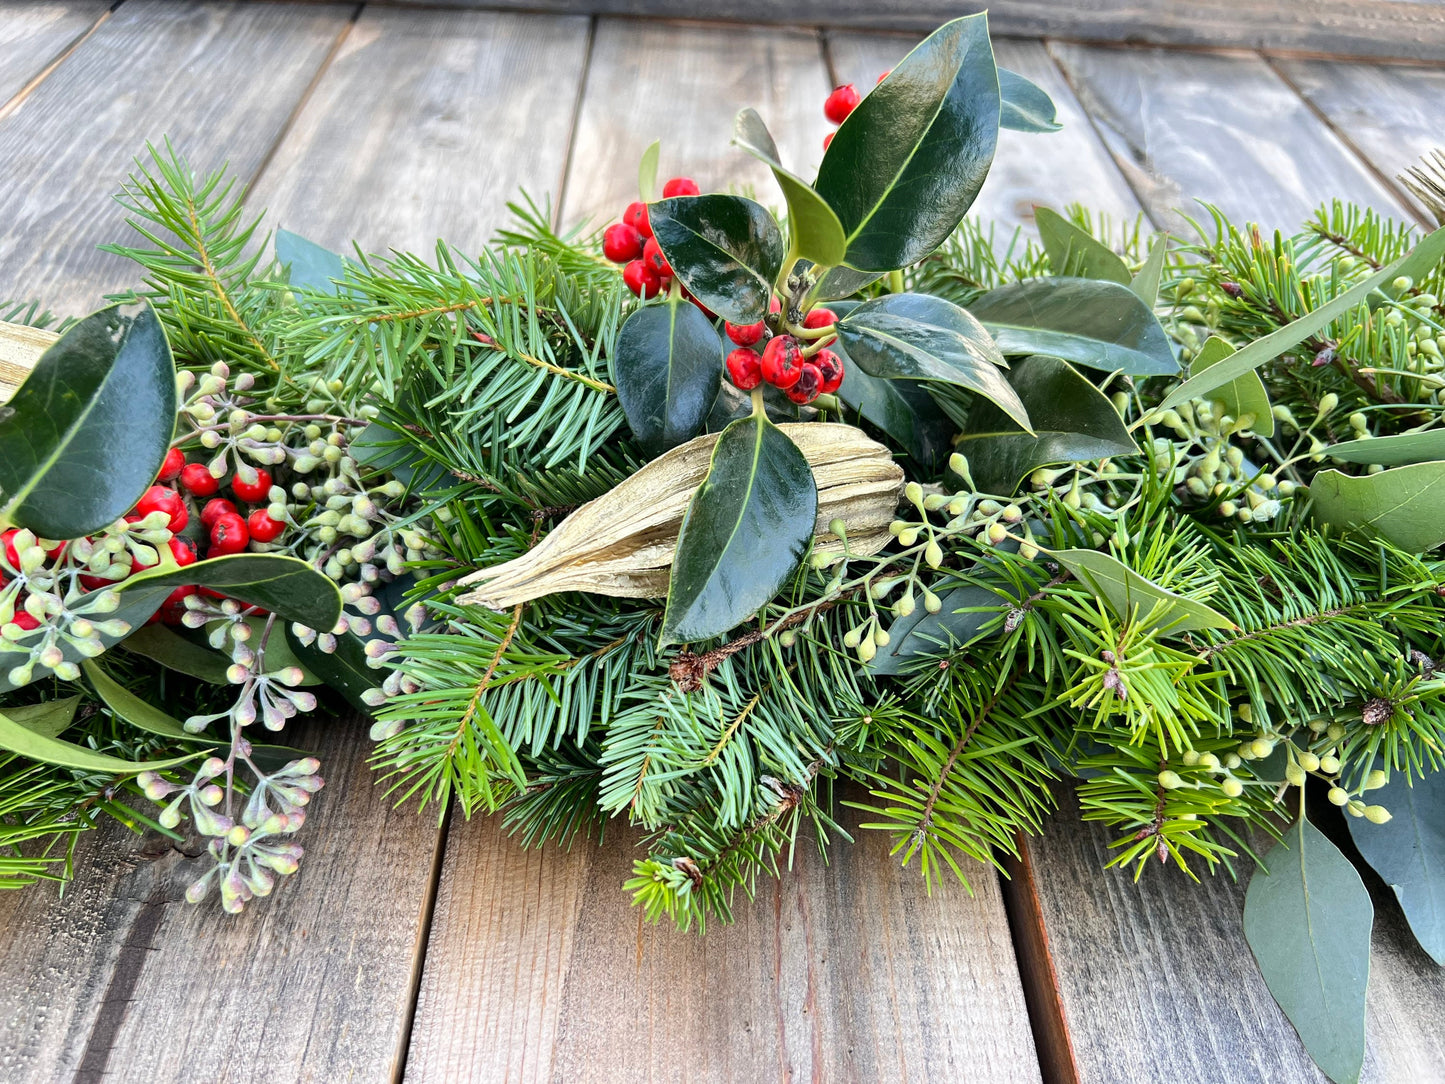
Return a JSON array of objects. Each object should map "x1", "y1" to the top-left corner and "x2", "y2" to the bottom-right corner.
[
  {"x1": 231, "y1": 468, "x2": 272, "y2": 504},
  {"x1": 823, "y1": 132, "x2": 834, "y2": 151},
  {"x1": 201, "y1": 498, "x2": 238, "y2": 529},
  {"x1": 786, "y1": 362, "x2": 825, "y2": 404},
  {"x1": 761, "y1": 336, "x2": 805, "y2": 389},
  {"x1": 179, "y1": 463, "x2": 220, "y2": 498},
  {"x1": 824, "y1": 84, "x2": 860, "y2": 124},
  {"x1": 157, "y1": 447, "x2": 185, "y2": 483},
  {"x1": 642, "y1": 237, "x2": 673, "y2": 278},
  {"x1": 135, "y1": 485, "x2": 189, "y2": 533},
  {"x1": 624, "y1": 201, "x2": 652, "y2": 238},
  {"x1": 622, "y1": 259, "x2": 663, "y2": 299},
  {"x1": 803, "y1": 308, "x2": 837, "y2": 329},
  {"x1": 247, "y1": 509, "x2": 286, "y2": 543},
  {"x1": 726, "y1": 348, "x2": 763, "y2": 391},
  {"x1": 602, "y1": 222, "x2": 644, "y2": 263},
  {"x1": 661, "y1": 176, "x2": 700, "y2": 198},
  {"x1": 815, "y1": 349, "x2": 845, "y2": 394},
  {"x1": 726, "y1": 320, "x2": 765, "y2": 347},
  {"x1": 168, "y1": 537, "x2": 198, "y2": 567},
  {"x1": 209, "y1": 513, "x2": 250, "y2": 557}
]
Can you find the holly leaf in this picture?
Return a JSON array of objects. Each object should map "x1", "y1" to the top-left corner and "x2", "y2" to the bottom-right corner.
[
  {"x1": 956, "y1": 355, "x2": 1135, "y2": 495},
  {"x1": 0, "y1": 301, "x2": 176, "y2": 539},
  {"x1": 1035, "y1": 207, "x2": 1131, "y2": 285},
  {"x1": 837, "y1": 293, "x2": 1031, "y2": 431},
  {"x1": 1348, "y1": 769, "x2": 1445, "y2": 965},
  {"x1": 1050, "y1": 548, "x2": 1234, "y2": 636},
  {"x1": 1186, "y1": 336, "x2": 1274, "y2": 437},
  {"x1": 806, "y1": 261, "x2": 884, "y2": 303},
  {"x1": 733, "y1": 108, "x2": 847, "y2": 268},
  {"x1": 82, "y1": 659, "x2": 199, "y2": 741},
  {"x1": 123, "y1": 553, "x2": 344, "y2": 632},
  {"x1": 649, "y1": 195, "x2": 784, "y2": 325},
  {"x1": 815, "y1": 14, "x2": 1000, "y2": 272},
  {"x1": 1244, "y1": 815, "x2": 1373, "y2": 1084},
  {"x1": 1323, "y1": 430, "x2": 1445, "y2": 466},
  {"x1": 1310, "y1": 462, "x2": 1445, "y2": 553},
  {"x1": 614, "y1": 300, "x2": 722, "y2": 459},
  {"x1": 0, "y1": 704, "x2": 203, "y2": 773},
  {"x1": 832, "y1": 351, "x2": 954, "y2": 471},
  {"x1": 968, "y1": 277, "x2": 1178, "y2": 377},
  {"x1": 660, "y1": 414, "x2": 816, "y2": 646},
  {"x1": 999, "y1": 67, "x2": 1061, "y2": 133},
  {"x1": 869, "y1": 584, "x2": 1004, "y2": 675}
]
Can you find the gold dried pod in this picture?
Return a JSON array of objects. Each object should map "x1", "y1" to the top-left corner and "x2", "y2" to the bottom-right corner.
[{"x1": 458, "y1": 422, "x2": 903, "y2": 610}]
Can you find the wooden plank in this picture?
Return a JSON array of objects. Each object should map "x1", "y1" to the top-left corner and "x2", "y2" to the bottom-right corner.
[
  {"x1": 0, "y1": 0, "x2": 109, "y2": 110},
  {"x1": 247, "y1": 8, "x2": 591, "y2": 257},
  {"x1": 406, "y1": 793, "x2": 1043, "y2": 1082},
  {"x1": 1047, "y1": 43, "x2": 1408, "y2": 234},
  {"x1": 0, "y1": 0, "x2": 350, "y2": 317},
  {"x1": 0, "y1": 318, "x2": 57, "y2": 400},
  {"x1": 828, "y1": 33, "x2": 1142, "y2": 232},
  {"x1": 1272, "y1": 57, "x2": 1445, "y2": 224}
]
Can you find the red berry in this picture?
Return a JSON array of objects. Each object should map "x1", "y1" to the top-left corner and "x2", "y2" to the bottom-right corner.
[
  {"x1": 624, "y1": 201, "x2": 652, "y2": 238},
  {"x1": 158, "y1": 585, "x2": 197, "y2": 626},
  {"x1": 10, "y1": 610, "x2": 40, "y2": 632},
  {"x1": 662, "y1": 176, "x2": 700, "y2": 198},
  {"x1": 157, "y1": 447, "x2": 185, "y2": 483},
  {"x1": 726, "y1": 348, "x2": 763, "y2": 391},
  {"x1": 209, "y1": 513, "x2": 250, "y2": 557},
  {"x1": 1, "y1": 529, "x2": 20, "y2": 573},
  {"x1": 815, "y1": 349, "x2": 845, "y2": 394},
  {"x1": 876, "y1": 69, "x2": 890, "y2": 84},
  {"x1": 824, "y1": 84, "x2": 860, "y2": 124},
  {"x1": 803, "y1": 307, "x2": 837, "y2": 329},
  {"x1": 622, "y1": 259, "x2": 663, "y2": 299},
  {"x1": 135, "y1": 485, "x2": 189, "y2": 533},
  {"x1": 726, "y1": 320, "x2": 765, "y2": 346},
  {"x1": 786, "y1": 362, "x2": 825, "y2": 404},
  {"x1": 642, "y1": 237, "x2": 673, "y2": 278},
  {"x1": 602, "y1": 222, "x2": 644, "y2": 263},
  {"x1": 43, "y1": 540, "x2": 66, "y2": 560},
  {"x1": 168, "y1": 537, "x2": 198, "y2": 567},
  {"x1": 247, "y1": 509, "x2": 286, "y2": 543},
  {"x1": 201, "y1": 498, "x2": 238, "y2": 528},
  {"x1": 761, "y1": 336, "x2": 805, "y2": 389},
  {"x1": 823, "y1": 132, "x2": 834, "y2": 151},
  {"x1": 231, "y1": 468, "x2": 272, "y2": 504},
  {"x1": 79, "y1": 573, "x2": 117, "y2": 592},
  {"x1": 179, "y1": 463, "x2": 220, "y2": 498}
]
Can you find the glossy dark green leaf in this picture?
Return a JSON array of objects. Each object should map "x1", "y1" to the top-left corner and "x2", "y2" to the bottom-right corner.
[
  {"x1": 1051, "y1": 548, "x2": 1234, "y2": 636},
  {"x1": 969, "y1": 277, "x2": 1178, "y2": 376},
  {"x1": 275, "y1": 229, "x2": 347, "y2": 293},
  {"x1": 120, "y1": 625, "x2": 231, "y2": 684},
  {"x1": 1184, "y1": 336, "x2": 1274, "y2": 437},
  {"x1": 2, "y1": 697, "x2": 80, "y2": 739},
  {"x1": 660, "y1": 415, "x2": 816, "y2": 646},
  {"x1": 1348, "y1": 769, "x2": 1445, "y2": 964},
  {"x1": 869, "y1": 585, "x2": 1003, "y2": 675},
  {"x1": 1130, "y1": 234, "x2": 1168, "y2": 307},
  {"x1": 956, "y1": 355, "x2": 1134, "y2": 494},
  {"x1": 832, "y1": 346, "x2": 954, "y2": 471},
  {"x1": 0, "y1": 705, "x2": 201, "y2": 773},
  {"x1": 1323, "y1": 430, "x2": 1445, "y2": 466},
  {"x1": 733, "y1": 108, "x2": 846, "y2": 268},
  {"x1": 805, "y1": 261, "x2": 883, "y2": 303},
  {"x1": 1310, "y1": 463, "x2": 1445, "y2": 553},
  {"x1": 814, "y1": 14, "x2": 1000, "y2": 272},
  {"x1": 649, "y1": 195, "x2": 784, "y2": 325},
  {"x1": 1245, "y1": 815, "x2": 1373, "y2": 1084},
  {"x1": 1035, "y1": 207, "x2": 1131, "y2": 285},
  {"x1": 614, "y1": 300, "x2": 722, "y2": 459},
  {"x1": 999, "y1": 67, "x2": 1061, "y2": 133},
  {"x1": 123, "y1": 553, "x2": 344, "y2": 632},
  {"x1": 638, "y1": 139, "x2": 661, "y2": 202},
  {"x1": 837, "y1": 293, "x2": 1030, "y2": 431},
  {"x1": 82, "y1": 659, "x2": 198, "y2": 740},
  {"x1": 286, "y1": 575, "x2": 413, "y2": 712},
  {"x1": 0, "y1": 302, "x2": 176, "y2": 539}
]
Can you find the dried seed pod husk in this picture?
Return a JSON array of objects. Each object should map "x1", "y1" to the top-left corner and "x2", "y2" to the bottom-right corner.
[
  {"x1": 458, "y1": 422, "x2": 903, "y2": 610},
  {"x1": 0, "y1": 320, "x2": 56, "y2": 402}
]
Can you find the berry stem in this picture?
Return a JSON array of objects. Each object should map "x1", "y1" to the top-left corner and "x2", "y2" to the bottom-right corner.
[
  {"x1": 750, "y1": 388, "x2": 766, "y2": 417},
  {"x1": 888, "y1": 269, "x2": 905, "y2": 294}
]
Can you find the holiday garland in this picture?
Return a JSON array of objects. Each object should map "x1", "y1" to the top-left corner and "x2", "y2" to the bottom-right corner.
[{"x1": 2, "y1": 17, "x2": 1444, "y2": 1083}]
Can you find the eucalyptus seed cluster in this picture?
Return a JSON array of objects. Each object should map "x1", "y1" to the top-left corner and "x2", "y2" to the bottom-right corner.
[
  {"x1": 1234, "y1": 709, "x2": 1394, "y2": 824},
  {"x1": 178, "y1": 603, "x2": 317, "y2": 733}
]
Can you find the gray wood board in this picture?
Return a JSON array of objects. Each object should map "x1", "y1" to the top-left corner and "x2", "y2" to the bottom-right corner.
[
  {"x1": 0, "y1": 0, "x2": 109, "y2": 108},
  {"x1": 0, "y1": 0, "x2": 351, "y2": 317}
]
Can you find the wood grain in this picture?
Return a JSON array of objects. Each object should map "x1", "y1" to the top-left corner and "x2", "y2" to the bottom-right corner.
[
  {"x1": 0, "y1": 0, "x2": 109, "y2": 109},
  {"x1": 0, "y1": 0, "x2": 350, "y2": 317},
  {"x1": 247, "y1": 8, "x2": 591, "y2": 257},
  {"x1": 0, "y1": 318, "x2": 57, "y2": 400},
  {"x1": 406, "y1": 793, "x2": 1043, "y2": 1082}
]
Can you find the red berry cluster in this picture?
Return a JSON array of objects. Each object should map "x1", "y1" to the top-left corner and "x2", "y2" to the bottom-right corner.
[
  {"x1": 602, "y1": 176, "x2": 700, "y2": 299},
  {"x1": 821, "y1": 72, "x2": 886, "y2": 150},
  {"x1": 723, "y1": 302, "x2": 844, "y2": 405}
]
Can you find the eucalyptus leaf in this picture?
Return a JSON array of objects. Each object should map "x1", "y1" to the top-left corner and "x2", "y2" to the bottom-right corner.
[
  {"x1": 999, "y1": 67, "x2": 1061, "y2": 133},
  {"x1": 123, "y1": 553, "x2": 345, "y2": 632},
  {"x1": 1050, "y1": 548, "x2": 1235, "y2": 636},
  {"x1": 660, "y1": 414, "x2": 816, "y2": 646},
  {"x1": 82, "y1": 660, "x2": 198, "y2": 740},
  {"x1": 649, "y1": 195, "x2": 784, "y2": 324},
  {"x1": 614, "y1": 300, "x2": 722, "y2": 459},
  {"x1": 733, "y1": 108, "x2": 846, "y2": 267},
  {"x1": 1310, "y1": 463, "x2": 1445, "y2": 553},
  {"x1": 956, "y1": 355, "x2": 1135, "y2": 495},
  {"x1": 1323, "y1": 430, "x2": 1445, "y2": 466},
  {"x1": 0, "y1": 301, "x2": 176, "y2": 539},
  {"x1": 352, "y1": 420, "x2": 451, "y2": 492},
  {"x1": 837, "y1": 293, "x2": 1031, "y2": 431},
  {"x1": 1244, "y1": 815, "x2": 1373, "y2": 1084},
  {"x1": 1, "y1": 697, "x2": 80, "y2": 740},
  {"x1": 1130, "y1": 234, "x2": 1168, "y2": 307},
  {"x1": 869, "y1": 585, "x2": 1003, "y2": 675},
  {"x1": 275, "y1": 229, "x2": 347, "y2": 293},
  {"x1": 832, "y1": 348, "x2": 954, "y2": 471},
  {"x1": 0, "y1": 705, "x2": 202, "y2": 774},
  {"x1": 120, "y1": 625, "x2": 231, "y2": 684},
  {"x1": 638, "y1": 139, "x2": 661, "y2": 203},
  {"x1": 1160, "y1": 224, "x2": 1445, "y2": 411},
  {"x1": 968, "y1": 277, "x2": 1178, "y2": 377},
  {"x1": 1348, "y1": 769, "x2": 1445, "y2": 964},
  {"x1": 1187, "y1": 336, "x2": 1274, "y2": 438},
  {"x1": 1035, "y1": 207, "x2": 1131, "y2": 285},
  {"x1": 815, "y1": 14, "x2": 1000, "y2": 272}
]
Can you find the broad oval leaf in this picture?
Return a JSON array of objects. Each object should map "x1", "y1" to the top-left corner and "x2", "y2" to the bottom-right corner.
[
  {"x1": 123, "y1": 552, "x2": 345, "y2": 632},
  {"x1": 1035, "y1": 207, "x2": 1131, "y2": 285},
  {"x1": 806, "y1": 261, "x2": 884, "y2": 303},
  {"x1": 870, "y1": 584, "x2": 1004, "y2": 675},
  {"x1": 956, "y1": 355, "x2": 1135, "y2": 495},
  {"x1": 0, "y1": 705, "x2": 203, "y2": 773},
  {"x1": 660, "y1": 414, "x2": 817, "y2": 646},
  {"x1": 832, "y1": 349, "x2": 954, "y2": 472},
  {"x1": 1245, "y1": 816, "x2": 1373, "y2": 1084},
  {"x1": 1347, "y1": 769, "x2": 1445, "y2": 964},
  {"x1": 275, "y1": 229, "x2": 347, "y2": 293},
  {"x1": 650, "y1": 195, "x2": 784, "y2": 324},
  {"x1": 120, "y1": 624, "x2": 231, "y2": 684},
  {"x1": 614, "y1": 300, "x2": 722, "y2": 459},
  {"x1": 837, "y1": 293, "x2": 1031, "y2": 431},
  {"x1": 815, "y1": 14, "x2": 1000, "y2": 272},
  {"x1": 82, "y1": 659, "x2": 199, "y2": 740},
  {"x1": 1310, "y1": 463, "x2": 1445, "y2": 553},
  {"x1": 999, "y1": 67, "x2": 1061, "y2": 133},
  {"x1": 733, "y1": 108, "x2": 846, "y2": 268},
  {"x1": 968, "y1": 277, "x2": 1178, "y2": 377},
  {"x1": 1187, "y1": 336, "x2": 1274, "y2": 438},
  {"x1": 638, "y1": 139, "x2": 661, "y2": 202},
  {"x1": 1, "y1": 697, "x2": 80, "y2": 739},
  {"x1": 0, "y1": 301, "x2": 176, "y2": 539},
  {"x1": 1050, "y1": 548, "x2": 1234, "y2": 636},
  {"x1": 1324, "y1": 429, "x2": 1445, "y2": 466}
]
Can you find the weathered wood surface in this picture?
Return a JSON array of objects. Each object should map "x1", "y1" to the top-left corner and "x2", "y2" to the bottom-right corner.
[
  {"x1": 0, "y1": 319, "x2": 57, "y2": 400},
  {"x1": 406, "y1": 795, "x2": 1043, "y2": 1083},
  {"x1": 0, "y1": 0, "x2": 108, "y2": 108}
]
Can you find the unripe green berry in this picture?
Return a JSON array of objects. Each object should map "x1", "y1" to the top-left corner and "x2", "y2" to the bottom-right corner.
[
  {"x1": 1347, "y1": 800, "x2": 1366, "y2": 817},
  {"x1": 1158, "y1": 770, "x2": 1183, "y2": 790},
  {"x1": 1328, "y1": 786, "x2": 1350, "y2": 806},
  {"x1": 1298, "y1": 751, "x2": 1320, "y2": 772},
  {"x1": 1249, "y1": 738, "x2": 1274, "y2": 759},
  {"x1": 1364, "y1": 769, "x2": 1388, "y2": 791},
  {"x1": 1285, "y1": 763, "x2": 1306, "y2": 787},
  {"x1": 1363, "y1": 804, "x2": 1392, "y2": 824},
  {"x1": 1221, "y1": 777, "x2": 1244, "y2": 798},
  {"x1": 1320, "y1": 754, "x2": 1341, "y2": 774}
]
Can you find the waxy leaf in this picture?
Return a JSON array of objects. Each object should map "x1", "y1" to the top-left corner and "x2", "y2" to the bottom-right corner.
[
  {"x1": 1348, "y1": 769, "x2": 1445, "y2": 964},
  {"x1": 1160, "y1": 224, "x2": 1445, "y2": 411},
  {"x1": 1310, "y1": 463, "x2": 1445, "y2": 553},
  {"x1": 614, "y1": 300, "x2": 722, "y2": 459},
  {"x1": 120, "y1": 625, "x2": 231, "y2": 684},
  {"x1": 837, "y1": 293, "x2": 1031, "y2": 431},
  {"x1": 1051, "y1": 548, "x2": 1234, "y2": 636},
  {"x1": 82, "y1": 660, "x2": 198, "y2": 741},
  {"x1": 0, "y1": 705, "x2": 202, "y2": 774},
  {"x1": 733, "y1": 108, "x2": 846, "y2": 267},
  {"x1": 650, "y1": 195, "x2": 784, "y2": 325},
  {"x1": 870, "y1": 585, "x2": 1003, "y2": 675},
  {"x1": 807, "y1": 262, "x2": 884, "y2": 303},
  {"x1": 276, "y1": 229, "x2": 347, "y2": 292},
  {"x1": 1188, "y1": 336, "x2": 1274, "y2": 437},
  {"x1": 0, "y1": 302, "x2": 175, "y2": 539},
  {"x1": 1130, "y1": 235, "x2": 1168, "y2": 307},
  {"x1": 287, "y1": 574, "x2": 413, "y2": 712},
  {"x1": 969, "y1": 277, "x2": 1178, "y2": 377},
  {"x1": 815, "y1": 14, "x2": 1000, "y2": 272},
  {"x1": 1245, "y1": 816, "x2": 1373, "y2": 1084},
  {"x1": 956, "y1": 355, "x2": 1134, "y2": 495},
  {"x1": 999, "y1": 67, "x2": 1061, "y2": 133},
  {"x1": 2, "y1": 697, "x2": 80, "y2": 739},
  {"x1": 660, "y1": 414, "x2": 816, "y2": 646},
  {"x1": 833, "y1": 350, "x2": 954, "y2": 471},
  {"x1": 1323, "y1": 429, "x2": 1445, "y2": 466},
  {"x1": 1035, "y1": 207, "x2": 1131, "y2": 285},
  {"x1": 124, "y1": 553, "x2": 345, "y2": 632},
  {"x1": 638, "y1": 139, "x2": 661, "y2": 202}
]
